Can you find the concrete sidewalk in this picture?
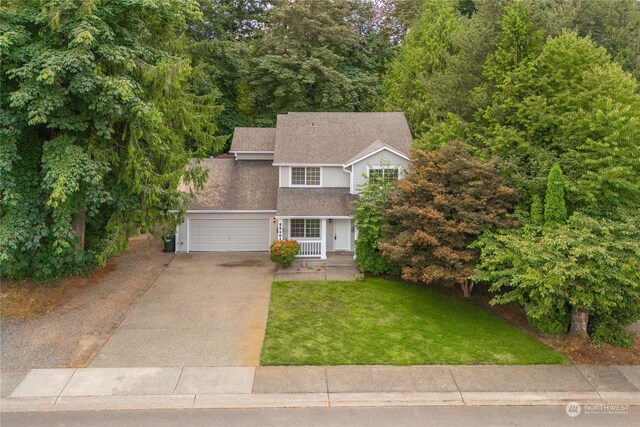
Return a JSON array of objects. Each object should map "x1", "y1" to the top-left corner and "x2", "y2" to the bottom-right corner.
[{"x1": 1, "y1": 365, "x2": 638, "y2": 412}]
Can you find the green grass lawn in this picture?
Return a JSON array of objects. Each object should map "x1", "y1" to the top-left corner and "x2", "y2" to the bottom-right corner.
[{"x1": 261, "y1": 278, "x2": 566, "y2": 365}]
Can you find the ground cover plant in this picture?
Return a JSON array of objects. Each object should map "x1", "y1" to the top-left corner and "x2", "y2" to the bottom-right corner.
[{"x1": 261, "y1": 278, "x2": 566, "y2": 365}]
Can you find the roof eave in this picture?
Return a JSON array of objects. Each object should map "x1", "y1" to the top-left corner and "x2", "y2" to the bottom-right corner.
[{"x1": 344, "y1": 145, "x2": 410, "y2": 167}]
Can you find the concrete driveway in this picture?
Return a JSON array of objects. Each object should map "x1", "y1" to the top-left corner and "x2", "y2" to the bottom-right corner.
[{"x1": 91, "y1": 253, "x2": 274, "y2": 367}]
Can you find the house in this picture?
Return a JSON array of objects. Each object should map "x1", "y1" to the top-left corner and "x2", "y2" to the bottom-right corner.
[{"x1": 176, "y1": 112, "x2": 412, "y2": 258}]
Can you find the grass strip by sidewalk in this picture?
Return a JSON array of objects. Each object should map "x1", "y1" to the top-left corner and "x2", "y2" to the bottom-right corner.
[{"x1": 261, "y1": 278, "x2": 566, "y2": 366}]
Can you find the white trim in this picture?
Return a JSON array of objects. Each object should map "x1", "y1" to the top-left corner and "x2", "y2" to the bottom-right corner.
[
  {"x1": 366, "y1": 165, "x2": 402, "y2": 180},
  {"x1": 288, "y1": 218, "x2": 322, "y2": 239},
  {"x1": 186, "y1": 218, "x2": 190, "y2": 253},
  {"x1": 185, "y1": 210, "x2": 277, "y2": 214},
  {"x1": 354, "y1": 227, "x2": 359, "y2": 259},
  {"x1": 344, "y1": 146, "x2": 409, "y2": 167},
  {"x1": 276, "y1": 215, "x2": 351, "y2": 220},
  {"x1": 278, "y1": 166, "x2": 282, "y2": 187},
  {"x1": 273, "y1": 163, "x2": 343, "y2": 167},
  {"x1": 289, "y1": 166, "x2": 323, "y2": 188},
  {"x1": 229, "y1": 150, "x2": 275, "y2": 154},
  {"x1": 175, "y1": 225, "x2": 179, "y2": 254},
  {"x1": 320, "y1": 219, "x2": 327, "y2": 259}
]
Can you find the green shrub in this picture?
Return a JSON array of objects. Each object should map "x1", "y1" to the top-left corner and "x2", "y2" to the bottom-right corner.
[
  {"x1": 591, "y1": 319, "x2": 633, "y2": 348},
  {"x1": 527, "y1": 305, "x2": 570, "y2": 334},
  {"x1": 353, "y1": 169, "x2": 401, "y2": 276},
  {"x1": 270, "y1": 239, "x2": 300, "y2": 268}
]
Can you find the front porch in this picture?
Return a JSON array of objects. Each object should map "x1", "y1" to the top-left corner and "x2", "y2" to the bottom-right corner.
[{"x1": 276, "y1": 217, "x2": 354, "y2": 260}]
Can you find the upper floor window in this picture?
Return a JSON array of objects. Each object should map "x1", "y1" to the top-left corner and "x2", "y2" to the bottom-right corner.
[
  {"x1": 291, "y1": 167, "x2": 321, "y2": 186},
  {"x1": 368, "y1": 166, "x2": 400, "y2": 182}
]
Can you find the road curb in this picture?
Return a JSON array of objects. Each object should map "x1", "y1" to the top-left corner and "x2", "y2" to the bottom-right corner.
[{"x1": 2, "y1": 392, "x2": 638, "y2": 412}]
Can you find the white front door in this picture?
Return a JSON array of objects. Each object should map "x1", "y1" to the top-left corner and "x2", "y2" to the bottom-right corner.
[{"x1": 333, "y1": 219, "x2": 351, "y2": 251}]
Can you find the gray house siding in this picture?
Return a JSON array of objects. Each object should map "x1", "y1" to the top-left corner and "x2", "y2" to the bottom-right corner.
[
  {"x1": 322, "y1": 167, "x2": 350, "y2": 188},
  {"x1": 279, "y1": 167, "x2": 289, "y2": 187},
  {"x1": 352, "y1": 150, "x2": 409, "y2": 193},
  {"x1": 279, "y1": 166, "x2": 348, "y2": 188}
]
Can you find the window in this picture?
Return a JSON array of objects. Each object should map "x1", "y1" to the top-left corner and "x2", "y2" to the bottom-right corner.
[
  {"x1": 368, "y1": 166, "x2": 400, "y2": 182},
  {"x1": 290, "y1": 219, "x2": 321, "y2": 238},
  {"x1": 291, "y1": 167, "x2": 321, "y2": 186}
]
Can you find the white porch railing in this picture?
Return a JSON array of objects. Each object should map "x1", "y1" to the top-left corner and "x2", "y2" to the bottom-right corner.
[{"x1": 296, "y1": 240, "x2": 322, "y2": 257}]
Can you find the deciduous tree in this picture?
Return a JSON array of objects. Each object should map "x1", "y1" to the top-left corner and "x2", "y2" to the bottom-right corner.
[
  {"x1": 473, "y1": 214, "x2": 640, "y2": 342},
  {"x1": 379, "y1": 141, "x2": 517, "y2": 296},
  {"x1": 1, "y1": 0, "x2": 224, "y2": 279}
]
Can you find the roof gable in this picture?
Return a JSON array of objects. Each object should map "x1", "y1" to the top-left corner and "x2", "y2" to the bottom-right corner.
[{"x1": 344, "y1": 140, "x2": 409, "y2": 166}]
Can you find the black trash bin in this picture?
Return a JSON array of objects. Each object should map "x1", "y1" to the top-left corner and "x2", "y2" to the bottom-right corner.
[{"x1": 163, "y1": 234, "x2": 175, "y2": 253}]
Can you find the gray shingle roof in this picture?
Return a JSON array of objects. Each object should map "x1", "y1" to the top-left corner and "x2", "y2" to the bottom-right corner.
[
  {"x1": 277, "y1": 188, "x2": 356, "y2": 217},
  {"x1": 182, "y1": 159, "x2": 277, "y2": 210},
  {"x1": 229, "y1": 127, "x2": 276, "y2": 152},
  {"x1": 273, "y1": 112, "x2": 412, "y2": 164}
]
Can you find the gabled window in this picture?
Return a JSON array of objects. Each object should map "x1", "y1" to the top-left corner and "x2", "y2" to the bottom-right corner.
[
  {"x1": 368, "y1": 166, "x2": 400, "y2": 182},
  {"x1": 290, "y1": 219, "x2": 320, "y2": 238},
  {"x1": 291, "y1": 167, "x2": 321, "y2": 186}
]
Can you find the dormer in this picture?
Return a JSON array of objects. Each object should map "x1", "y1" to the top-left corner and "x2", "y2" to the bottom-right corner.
[{"x1": 229, "y1": 127, "x2": 275, "y2": 161}]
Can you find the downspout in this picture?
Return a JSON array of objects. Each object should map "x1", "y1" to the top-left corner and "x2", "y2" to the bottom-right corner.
[{"x1": 343, "y1": 165, "x2": 353, "y2": 194}]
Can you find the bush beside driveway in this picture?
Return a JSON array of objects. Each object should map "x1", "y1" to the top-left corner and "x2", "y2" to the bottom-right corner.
[{"x1": 261, "y1": 278, "x2": 566, "y2": 366}]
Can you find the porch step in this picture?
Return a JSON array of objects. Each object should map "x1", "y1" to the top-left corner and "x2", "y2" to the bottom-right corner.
[{"x1": 292, "y1": 255, "x2": 356, "y2": 268}]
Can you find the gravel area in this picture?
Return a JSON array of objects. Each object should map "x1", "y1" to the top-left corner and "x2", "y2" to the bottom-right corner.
[{"x1": 1, "y1": 235, "x2": 174, "y2": 371}]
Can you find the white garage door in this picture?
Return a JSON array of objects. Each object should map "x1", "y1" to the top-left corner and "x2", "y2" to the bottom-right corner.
[{"x1": 188, "y1": 218, "x2": 270, "y2": 252}]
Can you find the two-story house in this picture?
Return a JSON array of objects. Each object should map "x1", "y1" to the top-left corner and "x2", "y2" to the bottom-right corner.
[{"x1": 175, "y1": 112, "x2": 412, "y2": 259}]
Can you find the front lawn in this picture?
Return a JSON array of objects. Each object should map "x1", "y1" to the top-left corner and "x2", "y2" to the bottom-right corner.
[{"x1": 261, "y1": 278, "x2": 566, "y2": 365}]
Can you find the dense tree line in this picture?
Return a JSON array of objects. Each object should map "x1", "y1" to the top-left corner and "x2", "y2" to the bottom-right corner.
[
  {"x1": 190, "y1": 0, "x2": 422, "y2": 136},
  {"x1": 1, "y1": 0, "x2": 226, "y2": 279}
]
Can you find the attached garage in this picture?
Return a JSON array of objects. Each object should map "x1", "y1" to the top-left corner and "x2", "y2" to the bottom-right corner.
[
  {"x1": 187, "y1": 217, "x2": 270, "y2": 252},
  {"x1": 177, "y1": 213, "x2": 276, "y2": 253},
  {"x1": 176, "y1": 151, "x2": 278, "y2": 253}
]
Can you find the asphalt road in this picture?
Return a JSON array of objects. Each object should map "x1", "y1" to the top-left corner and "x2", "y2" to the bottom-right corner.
[{"x1": 2, "y1": 406, "x2": 638, "y2": 427}]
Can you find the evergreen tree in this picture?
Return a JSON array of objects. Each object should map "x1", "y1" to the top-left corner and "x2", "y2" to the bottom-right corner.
[
  {"x1": 543, "y1": 164, "x2": 567, "y2": 226},
  {"x1": 379, "y1": 0, "x2": 461, "y2": 136},
  {"x1": 530, "y1": 194, "x2": 543, "y2": 225}
]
